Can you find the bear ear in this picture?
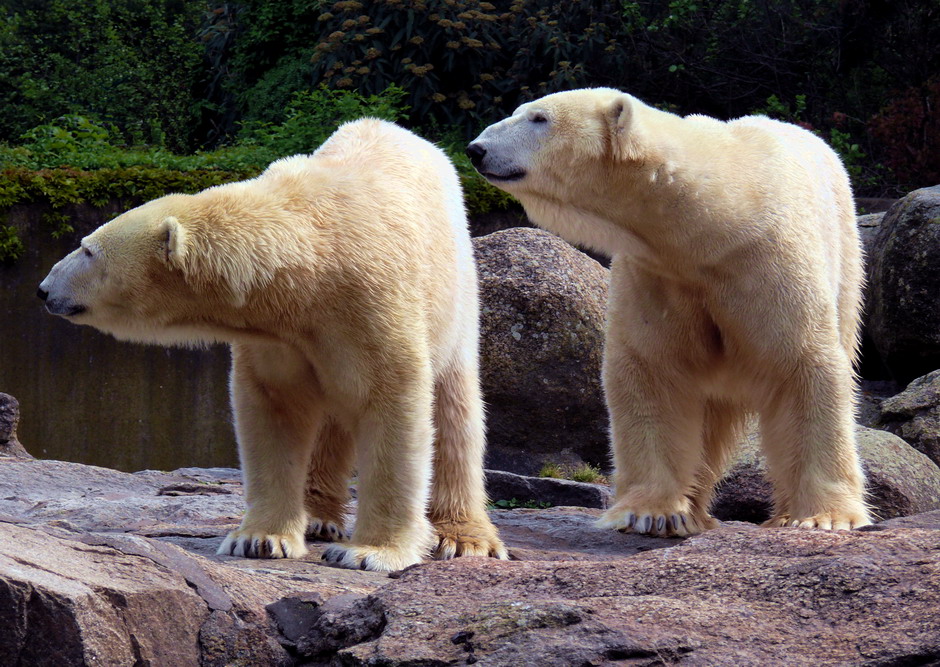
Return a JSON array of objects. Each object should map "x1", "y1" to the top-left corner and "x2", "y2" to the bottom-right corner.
[
  {"x1": 607, "y1": 93, "x2": 640, "y2": 161},
  {"x1": 609, "y1": 94, "x2": 633, "y2": 133},
  {"x1": 160, "y1": 216, "x2": 187, "y2": 267}
]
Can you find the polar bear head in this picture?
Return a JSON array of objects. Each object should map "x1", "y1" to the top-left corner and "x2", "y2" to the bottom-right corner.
[
  {"x1": 37, "y1": 192, "x2": 256, "y2": 345},
  {"x1": 466, "y1": 88, "x2": 646, "y2": 199}
]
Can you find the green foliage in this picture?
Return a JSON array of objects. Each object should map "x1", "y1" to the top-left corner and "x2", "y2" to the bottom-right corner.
[
  {"x1": 309, "y1": 0, "x2": 626, "y2": 135},
  {"x1": 237, "y1": 85, "x2": 410, "y2": 157},
  {"x1": 754, "y1": 95, "x2": 808, "y2": 125},
  {"x1": 0, "y1": 166, "x2": 256, "y2": 211},
  {"x1": 0, "y1": 225, "x2": 24, "y2": 263},
  {"x1": 0, "y1": 0, "x2": 205, "y2": 151},
  {"x1": 487, "y1": 498, "x2": 553, "y2": 510}
]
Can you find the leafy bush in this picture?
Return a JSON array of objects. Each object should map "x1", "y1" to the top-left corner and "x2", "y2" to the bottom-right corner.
[
  {"x1": 237, "y1": 84, "x2": 409, "y2": 158},
  {"x1": 309, "y1": 0, "x2": 627, "y2": 135},
  {"x1": 0, "y1": 225, "x2": 24, "y2": 263},
  {"x1": 0, "y1": 0, "x2": 205, "y2": 151}
]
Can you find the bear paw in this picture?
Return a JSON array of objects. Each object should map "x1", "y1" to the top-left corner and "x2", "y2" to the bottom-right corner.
[
  {"x1": 596, "y1": 504, "x2": 716, "y2": 537},
  {"x1": 217, "y1": 529, "x2": 308, "y2": 559},
  {"x1": 763, "y1": 510, "x2": 871, "y2": 531},
  {"x1": 321, "y1": 543, "x2": 425, "y2": 572},
  {"x1": 432, "y1": 517, "x2": 509, "y2": 560},
  {"x1": 306, "y1": 517, "x2": 351, "y2": 542}
]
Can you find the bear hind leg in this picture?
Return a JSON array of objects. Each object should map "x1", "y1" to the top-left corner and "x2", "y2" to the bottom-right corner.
[
  {"x1": 428, "y1": 359, "x2": 508, "y2": 561},
  {"x1": 322, "y1": 365, "x2": 438, "y2": 572},
  {"x1": 304, "y1": 416, "x2": 355, "y2": 542}
]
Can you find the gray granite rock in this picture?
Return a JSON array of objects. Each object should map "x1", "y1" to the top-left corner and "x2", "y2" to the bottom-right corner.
[{"x1": 474, "y1": 228, "x2": 610, "y2": 475}]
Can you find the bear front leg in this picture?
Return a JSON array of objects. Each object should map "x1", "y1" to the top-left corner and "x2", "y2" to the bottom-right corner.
[
  {"x1": 759, "y1": 349, "x2": 871, "y2": 530},
  {"x1": 322, "y1": 381, "x2": 438, "y2": 571},
  {"x1": 218, "y1": 343, "x2": 322, "y2": 559},
  {"x1": 304, "y1": 416, "x2": 355, "y2": 542},
  {"x1": 596, "y1": 347, "x2": 713, "y2": 537},
  {"x1": 428, "y1": 360, "x2": 508, "y2": 560}
]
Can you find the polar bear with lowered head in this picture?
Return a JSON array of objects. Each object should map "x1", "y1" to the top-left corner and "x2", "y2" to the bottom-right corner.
[
  {"x1": 468, "y1": 88, "x2": 871, "y2": 535},
  {"x1": 39, "y1": 119, "x2": 507, "y2": 571}
]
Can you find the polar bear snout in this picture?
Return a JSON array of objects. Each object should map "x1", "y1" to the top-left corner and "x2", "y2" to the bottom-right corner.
[
  {"x1": 39, "y1": 258, "x2": 89, "y2": 318},
  {"x1": 37, "y1": 282, "x2": 86, "y2": 317},
  {"x1": 465, "y1": 142, "x2": 487, "y2": 168},
  {"x1": 466, "y1": 139, "x2": 526, "y2": 183}
]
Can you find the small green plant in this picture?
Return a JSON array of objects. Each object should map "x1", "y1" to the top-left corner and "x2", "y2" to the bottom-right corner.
[
  {"x1": 754, "y1": 94, "x2": 808, "y2": 125},
  {"x1": 568, "y1": 463, "x2": 607, "y2": 484},
  {"x1": 827, "y1": 128, "x2": 867, "y2": 184},
  {"x1": 537, "y1": 462, "x2": 565, "y2": 479},
  {"x1": 538, "y1": 461, "x2": 608, "y2": 484},
  {"x1": 0, "y1": 225, "x2": 24, "y2": 262},
  {"x1": 488, "y1": 498, "x2": 553, "y2": 510}
]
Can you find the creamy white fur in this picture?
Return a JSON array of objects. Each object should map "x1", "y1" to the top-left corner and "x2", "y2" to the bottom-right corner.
[
  {"x1": 39, "y1": 119, "x2": 507, "y2": 570},
  {"x1": 470, "y1": 88, "x2": 870, "y2": 535}
]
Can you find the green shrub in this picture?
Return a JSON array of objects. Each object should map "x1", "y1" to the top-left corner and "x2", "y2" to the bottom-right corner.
[
  {"x1": 237, "y1": 84, "x2": 409, "y2": 157},
  {"x1": 0, "y1": 0, "x2": 205, "y2": 151},
  {"x1": 0, "y1": 225, "x2": 24, "y2": 263},
  {"x1": 309, "y1": 0, "x2": 627, "y2": 135}
]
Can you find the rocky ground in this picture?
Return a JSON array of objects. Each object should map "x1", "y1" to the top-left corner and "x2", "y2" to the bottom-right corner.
[{"x1": 2, "y1": 455, "x2": 940, "y2": 666}]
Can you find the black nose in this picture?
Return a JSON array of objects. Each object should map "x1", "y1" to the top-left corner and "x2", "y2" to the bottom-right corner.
[
  {"x1": 466, "y1": 142, "x2": 486, "y2": 168},
  {"x1": 37, "y1": 287, "x2": 48, "y2": 301}
]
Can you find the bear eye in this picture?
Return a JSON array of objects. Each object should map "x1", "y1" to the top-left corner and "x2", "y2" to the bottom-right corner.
[
  {"x1": 82, "y1": 245, "x2": 93, "y2": 258},
  {"x1": 529, "y1": 111, "x2": 548, "y2": 124}
]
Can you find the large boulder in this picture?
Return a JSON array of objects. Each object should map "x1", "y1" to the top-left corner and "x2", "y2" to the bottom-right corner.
[
  {"x1": 473, "y1": 228, "x2": 610, "y2": 475},
  {"x1": 866, "y1": 185, "x2": 940, "y2": 383},
  {"x1": 877, "y1": 369, "x2": 940, "y2": 467},
  {"x1": 713, "y1": 424, "x2": 940, "y2": 523}
]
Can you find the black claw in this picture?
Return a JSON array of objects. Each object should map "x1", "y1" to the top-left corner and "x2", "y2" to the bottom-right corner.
[
  {"x1": 360, "y1": 557, "x2": 369, "y2": 570},
  {"x1": 321, "y1": 552, "x2": 328, "y2": 560},
  {"x1": 656, "y1": 516, "x2": 666, "y2": 533},
  {"x1": 280, "y1": 540, "x2": 289, "y2": 557}
]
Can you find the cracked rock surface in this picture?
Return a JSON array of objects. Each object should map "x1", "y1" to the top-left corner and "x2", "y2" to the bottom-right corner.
[{"x1": 3, "y1": 457, "x2": 940, "y2": 665}]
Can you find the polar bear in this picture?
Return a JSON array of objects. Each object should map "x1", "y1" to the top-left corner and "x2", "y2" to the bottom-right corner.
[
  {"x1": 38, "y1": 118, "x2": 507, "y2": 570},
  {"x1": 468, "y1": 88, "x2": 871, "y2": 535}
]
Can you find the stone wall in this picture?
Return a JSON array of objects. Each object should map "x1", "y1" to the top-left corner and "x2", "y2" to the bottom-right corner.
[{"x1": 0, "y1": 203, "x2": 237, "y2": 471}]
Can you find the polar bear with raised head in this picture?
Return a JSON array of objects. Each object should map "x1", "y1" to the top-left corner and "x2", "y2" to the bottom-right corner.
[
  {"x1": 39, "y1": 119, "x2": 508, "y2": 570},
  {"x1": 468, "y1": 88, "x2": 870, "y2": 535}
]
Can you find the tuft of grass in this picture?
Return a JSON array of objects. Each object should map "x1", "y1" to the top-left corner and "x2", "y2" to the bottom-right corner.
[
  {"x1": 537, "y1": 462, "x2": 565, "y2": 479},
  {"x1": 569, "y1": 463, "x2": 607, "y2": 485},
  {"x1": 537, "y1": 461, "x2": 609, "y2": 485}
]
